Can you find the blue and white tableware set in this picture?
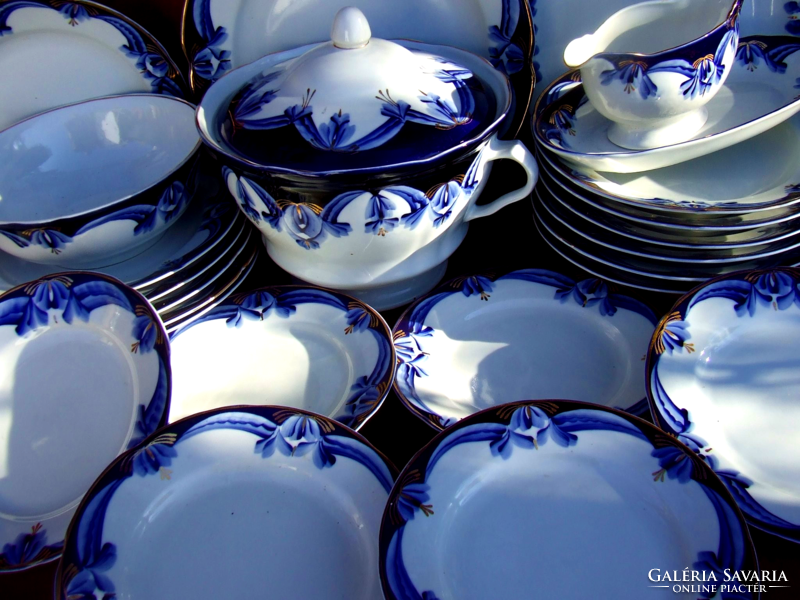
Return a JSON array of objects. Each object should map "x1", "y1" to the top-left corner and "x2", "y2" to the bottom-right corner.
[
  {"x1": 0, "y1": 1, "x2": 796, "y2": 599},
  {"x1": 532, "y1": 0, "x2": 800, "y2": 294}
]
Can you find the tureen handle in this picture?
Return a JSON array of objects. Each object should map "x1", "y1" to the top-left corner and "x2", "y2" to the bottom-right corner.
[
  {"x1": 331, "y1": 7, "x2": 371, "y2": 49},
  {"x1": 464, "y1": 138, "x2": 539, "y2": 222}
]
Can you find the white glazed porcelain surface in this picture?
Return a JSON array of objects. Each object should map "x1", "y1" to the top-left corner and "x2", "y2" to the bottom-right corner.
[
  {"x1": 531, "y1": 0, "x2": 800, "y2": 96},
  {"x1": 0, "y1": 95, "x2": 200, "y2": 268},
  {"x1": 0, "y1": 191, "x2": 235, "y2": 295},
  {"x1": 381, "y1": 403, "x2": 754, "y2": 599},
  {"x1": 0, "y1": 0, "x2": 185, "y2": 131},
  {"x1": 0, "y1": 273, "x2": 169, "y2": 571},
  {"x1": 58, "y1": 408, "x2": 394, "y2": 599},
  {"x1": 649, "y1": 270, "x2": 800, "y2": 540},
  {"x1": 393, "y1": 270, "x2": 656, "y2": 429},
  {"x1": 535, "y1": 37, "x2": 800, "y2": 172},
  {"x1": 564, "y1": 0, "x2": 739, "y2": 149},
  {"x1": 168, "y1": 286, "x2": 394, "y2": 429}
]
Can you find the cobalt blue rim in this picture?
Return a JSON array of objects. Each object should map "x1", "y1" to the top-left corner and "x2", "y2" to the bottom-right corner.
[
  {"x1": 392, "y1": 267, "x2": 658, "y2": 431},
  {"x1": 0, "y1": 0, "x2": 188, "y2": 103},
  {"x1": 0, "y1": 271, "x2": 171, "y2": 572},
  {"x1": 55, "y1": 404, "x2": 399, "y2": 599},
  {"x1": 534, "y1": 32, "x2": 800, "y2": 158},
  {"x1": 169, "y1": 284, "x2": 396, "y2": 431},
  {"x1": 378, "y1": 399, "x2": 758, "y2": 600},
  {"x1": 197, "y1": 41, "x2": 512, "y2": 179},
  {"x1": 646, "y1": 266, "x2": 800, "y2": 543}
]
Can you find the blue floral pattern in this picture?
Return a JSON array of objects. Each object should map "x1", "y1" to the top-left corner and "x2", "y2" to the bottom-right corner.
[
  {"x1": 229, "y1": 61, "x2": 475, "y2": 152},
  {"x1": 191, "y1": 0, "x2": 231, "y2": 83},
  {"x1": 0, "y1": 523, "x2": 63, "y2": 570},
  {"x1": 394, "y1": 269, "x2": 657, "y2": 429},
  {"x1": 489, "y1": 0, "x2": 523, "y2": 75},
  {"x1": 0, "y1": 180, "x2": 190, "y2": 255},
  {"x1": 170, "y1": 287, "x2": 394, "y2": 429},
  {"x1": 223, "y1": 157, "x2": 480, "y2": 247},
  {"x1": 0, "y1": 1, "x2": 184, "y2": 97},
  {"x1": 59, "y1": 408, "x2": 395, "y2": 599},
  {"x1": 382, "y1": 403, "x2": 750, "y2": 600},
  {"x1": 648, "y1": 268, "x2": 800, "y2": 542}
]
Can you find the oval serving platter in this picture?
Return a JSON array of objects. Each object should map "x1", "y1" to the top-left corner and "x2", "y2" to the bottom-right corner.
[
  {"x1": 647, "y1": 267, "x2": 800, "y2": 542},
  {"x1": 56, "y1": 406, "x2": 396, "y2": 599},
  {"x1": 393, "y1": 268, "x2": 657, "y2": 429},
  {"x1": 168, "y1": 285, "x2": 395, "y2": 430},
  {"x1": 0, "y1": 0, "x2": 187, "y2": 131},
  {"x1": 380, "y1": 400, "x2": 757, "y2": 599},
  {"x1": 0, "y1": 272, "x2": 170, "y2": 571}
]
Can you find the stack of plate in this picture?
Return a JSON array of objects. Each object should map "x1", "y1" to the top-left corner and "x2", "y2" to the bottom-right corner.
[
  {"x1": 530, "y1": 1, "x2": 800, "y2": 294},
  {"x1": 0, "y1": 181, "x2": 259, "y2": 333}
]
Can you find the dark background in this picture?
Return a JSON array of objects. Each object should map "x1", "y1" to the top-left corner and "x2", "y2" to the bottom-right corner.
[{"x1": 2, "y1": 1, "x2": 799, "y2": 597}]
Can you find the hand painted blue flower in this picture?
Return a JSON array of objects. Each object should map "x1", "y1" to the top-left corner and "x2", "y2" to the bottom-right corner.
[
  {"x1": 429, "y1": 181, "x2": 460, "y2": 226},
  {"x1": 460, "y1": 275, "x2": 493, "y2": 299},
  {"x1": 652, "y1": 445, "x2": 695, "y2": 483},
  {"x1": 193, "y1": 27, "x2": 231, "y2": 81},
  {"x1": 396, "y1": 483, "x2": 434, "y2": 521},
  {"x1": 58, "y1": 3, "x2": 90, "y2": 26},
  {"x1": 131, "y1": 314, "x2": 159, "y2": 354},
  {"x1": 365, "y1": 193, "x2": 399, "y2": 235},
  {"x1": 65, "y1": 542, "x2": 117, "y2": 600},
  {"x1": 345, "y1": 307, "x2": 372, "y2": 334},
  {"x1": 245, "y1": 290, "x2": 295, "y2": 319},
  {"x1": 786, "y1": 2, "x2": 800, "y2": 36},
  {"x1": 601, "y1": 61, "x2": 658, "y2": 100},
  {"x1": 680, "y1": 56, "x2": 723, "y2": 99},
  {"x1": 223, "y1": 168, "x2": 283, "y2": 230},
  {"x1": 28, "y1": 229, "x2": 72, "y2": 253},
  {"x1": 748, "y1": 270, "x2": 799, "y2": 313},
  {"x1": 157, "y1": 182, "x2": 187, "y2": 224},
  {"x1": 736, "y1": 40, "x2": 771, "y2": 71},
  {"x1": 279, "y1": 415, "x2": 338, "y2": 468},
  {"x1": 132, "y1": 442, "x2": 177, "y2": 477},
  {"x1": 491, "y1": 406, "x2": 577, "y2": 458},
  {"x1": 136, "y1": 52, "x2": 170, "y2": 79},
  {"x1": 315, "y1": 112, "x2": 357, "y2": 150},
  {"x1": 659, "y1": 318, "x2": 691, "y2": 353},
  {"x1": 2, "y1": 524, "x2": 46, "y2": 567},
  {"x1": 283, "y1": 204, "x2": 325, "y2": 249}
]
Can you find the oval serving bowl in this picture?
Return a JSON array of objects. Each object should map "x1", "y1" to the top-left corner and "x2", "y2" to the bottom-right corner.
[
  {"x1": 57, "y1": 406, "x2": 396, "y2": 599},
  {"x1": 0, "y1": 94, "x2": 202, "y2": 269},
  {"x1": 647, "y1": 267, "x2": 800, "y2": 542},
  {"x1": 393, "y1": 268, "x2": 657, "y2": 429},
  {"x1": 0, "y1": 272, "x2": 170, "y2": 572},
  {"x1": 380, "y1": 400, "x2": 757, "y2": 599},
  {"x1": 168, "y1": 285, "x2": 394, "y2": 430}
]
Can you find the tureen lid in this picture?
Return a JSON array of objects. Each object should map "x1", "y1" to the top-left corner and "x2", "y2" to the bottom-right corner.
[{"x1": 221, "y1": 7, "x2": 500, "y2": 172}]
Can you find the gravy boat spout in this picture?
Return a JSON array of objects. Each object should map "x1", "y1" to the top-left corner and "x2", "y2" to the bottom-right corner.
[{"x1": 563, "y1": 0, "x2": 743, "y2": 150}]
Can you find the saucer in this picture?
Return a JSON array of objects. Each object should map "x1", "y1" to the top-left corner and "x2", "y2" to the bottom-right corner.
[
  {"x1": 182, "y1": 0, "x2": 534, "y2": 137},
  {"x1": 0, "y1": 273, "x2": 170, "y2": 571},
  {"x1": 393, "y1": 268, "x2": 657, "y2": 429},
  {"x1": 534, "y1": 35, "x2": 800, "y2": 173},
  {"x1": 648, "y1": 268, "x2": 800, "y2": 541},
  {"x1": 168, "y1": 286, "x2": 395, "y2": 430},
  {"x1": 57, "y1": 406, "x2": 396, "y2": 599},
  {"x1": 380, "y1": 400, "x2": 757, "y2": 599},
  {"x1": 0, "y1": 0, "x2": 187, "y2": 131}
]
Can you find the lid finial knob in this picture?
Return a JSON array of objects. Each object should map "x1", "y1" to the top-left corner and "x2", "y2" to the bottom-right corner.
[{"x1": 331, "y1": 7, "x2": 371, "y2": 49}]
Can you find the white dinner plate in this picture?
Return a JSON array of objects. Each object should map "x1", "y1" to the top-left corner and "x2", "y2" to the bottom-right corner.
[
  {"x1": 57, "y1": 406, "x2": 396, "y2": 599},
  {"x1": 648, "y1": 268, "x2": 800, "y2": 542},
  {"x1": 393, "y1": 268, "x2": 657, "y2": 429},
  {"x1": 0, "y1": 0, "x2": 186, "y2": 131},
  {"x1": 0, "y1": 272, "x2": 170, "y2": 571},
  {"x1": 380, "y1": 400, "x2": 757, "y2": 599},
  {"x1": 168, "y1": 285, "x2": 395, "y2": 430}
]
